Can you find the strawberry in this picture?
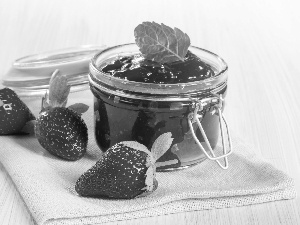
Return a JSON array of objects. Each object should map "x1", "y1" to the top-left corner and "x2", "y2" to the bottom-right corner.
[
  {"x1": 75, "y1": 132, "x2": 173, "y2": 199},
  {"x1": 35, "y1": 70, "x2": 89, "y2": 161},
  {"x1": 0, "y1": 88, "x2": 35, "y2": 135}
]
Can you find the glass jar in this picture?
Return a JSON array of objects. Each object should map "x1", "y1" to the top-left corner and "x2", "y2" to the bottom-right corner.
[
  {"x1": 1, "y1": 45, "x2": 106, "y2": 96},
  {"x1": 89, "y1": 44, "x2": 232, "y2": 171}
]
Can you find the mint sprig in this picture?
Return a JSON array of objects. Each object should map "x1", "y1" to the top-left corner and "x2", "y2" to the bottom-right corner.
[{"x1": 134, "y1": 22, "x2": 190, "y2": 64}]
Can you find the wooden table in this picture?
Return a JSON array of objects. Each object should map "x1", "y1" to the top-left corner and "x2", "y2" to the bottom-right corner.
[{"x1": 0, "y1": 0, "x2": 299, "y2": 224}]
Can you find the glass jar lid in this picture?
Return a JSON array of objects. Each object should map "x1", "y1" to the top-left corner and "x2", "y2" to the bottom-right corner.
[{"x1": 2, "y1": 45, "x2": 106, "y2": 96}]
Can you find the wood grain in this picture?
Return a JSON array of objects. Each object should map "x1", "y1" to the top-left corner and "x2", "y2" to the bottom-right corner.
[{"x1": 0, "y1": 0, "x2": 299, "y2": 224}]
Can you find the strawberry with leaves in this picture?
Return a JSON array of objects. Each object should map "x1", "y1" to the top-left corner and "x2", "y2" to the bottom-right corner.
[
  {"x1": 35, "y1": 70, "x2": 89, "y2": 161},
  {"x1": 75, "y1": 132, "x2": 173, "y2": 199}
]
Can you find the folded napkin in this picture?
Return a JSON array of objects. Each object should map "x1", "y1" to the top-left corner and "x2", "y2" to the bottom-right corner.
[{"x1": 0, "y1": 90, "x2": 296, "y2": 225}]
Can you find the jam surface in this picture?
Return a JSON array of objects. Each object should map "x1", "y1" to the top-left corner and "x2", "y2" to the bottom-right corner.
[{"x1": 101, "y1": 51, "x2": 215, "y2": 84}]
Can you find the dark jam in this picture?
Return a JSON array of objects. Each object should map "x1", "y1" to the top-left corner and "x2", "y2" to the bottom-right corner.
[
  {"x1": 101, "y1": 51, "x2": 215, "y2": 84},
  {"x1": 92, "y1": 49, "x2": 226, "y2": 171}
]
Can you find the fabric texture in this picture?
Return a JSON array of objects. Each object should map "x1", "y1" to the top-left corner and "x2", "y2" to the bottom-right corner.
[{"x1": 0, "y1": 90, "x2": 296, "y2": 225}]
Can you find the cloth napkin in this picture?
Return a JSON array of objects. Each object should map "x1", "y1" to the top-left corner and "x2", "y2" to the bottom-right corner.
[{"x1": 0, "y1": 90, "x2": 296, "y2": 225}]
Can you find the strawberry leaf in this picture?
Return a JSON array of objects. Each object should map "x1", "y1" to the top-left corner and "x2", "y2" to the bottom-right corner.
[
  {"x1": 68, "y1": 103, "x2": 89, "y2": 115},
  {"x1": 41, "y1": 92, "x2": 50, "y2": 112},
  {"x1": 134, "y1": 22, "x2": 191, "y2": 63},
  {"x1": 21, "y1": 120, "x2": 36, "y2": 135},
  {"x1": 151, "y1": 132, "x2": 174, "y2": 161},
  {"x1": 140, "y1": 164, "x2": 155, "y2": 194},
  {"x1": 49, "y1": 69, "x2": 70, "y2": 108}
]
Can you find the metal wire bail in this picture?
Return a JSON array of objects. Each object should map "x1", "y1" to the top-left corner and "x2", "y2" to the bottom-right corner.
[{"x1": 188, "y1": 95, "x2": 233, "y2": 169}]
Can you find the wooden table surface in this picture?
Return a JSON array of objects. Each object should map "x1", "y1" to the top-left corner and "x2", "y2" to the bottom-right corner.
[{"x1": 0, "y1": 0, "x2": 300, "y2": 224}]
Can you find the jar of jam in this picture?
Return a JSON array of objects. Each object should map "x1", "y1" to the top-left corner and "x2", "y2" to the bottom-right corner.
[{"x1": 89, "y1": 43, "x2": 232, "y2": 171}]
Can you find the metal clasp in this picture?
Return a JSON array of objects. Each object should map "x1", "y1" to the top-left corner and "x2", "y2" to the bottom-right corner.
[{"x1": 188, "y1": 94, "x2": 233, "y2": 169}]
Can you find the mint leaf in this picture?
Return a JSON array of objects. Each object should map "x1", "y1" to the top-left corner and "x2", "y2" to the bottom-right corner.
[
  {"x1": 49, "y1": 69, "x2": 71, "y2": 108},
  {"x1": 134, "y1": 22, "x2": 190, "y2": 63},
  {"x1": 68, "y1": 103, "x2": 89, "y2": 115}
]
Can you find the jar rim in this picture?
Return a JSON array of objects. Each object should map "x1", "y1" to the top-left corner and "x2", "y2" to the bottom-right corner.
[{"x1": 89, "y1": 43, "x2": 228, "y2": 96}]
